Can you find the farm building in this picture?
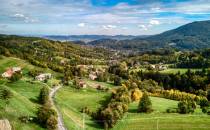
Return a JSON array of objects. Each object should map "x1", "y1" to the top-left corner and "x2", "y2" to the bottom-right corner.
[
  {"x1": 89, "y1": 72, "x2": 97, "y2": 80},
  {"x1": 35, "y1": 73, "x2": 52, "y2": 81},
  {"x1": 148, "y1": 64, "x2": 168, "y2": 71},
  {"x1": 2, "y1": 67, "x2": 22, "y2": 78},
  {"x1": 79, "y1": 81, "x2": 87, "y2": 88},
  {"x1": 0, "y1": 119, "x2": 11, "y2": 130}
]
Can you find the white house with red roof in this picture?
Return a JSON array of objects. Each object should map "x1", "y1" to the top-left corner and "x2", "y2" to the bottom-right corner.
[{"x1": 2, "y1": 67, "x2": 22, "y2": 78}]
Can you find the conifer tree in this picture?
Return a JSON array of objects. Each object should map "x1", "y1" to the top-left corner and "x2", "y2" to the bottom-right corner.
[{"x1": 138, "y1": 93, "x2": 153, "y2": 113}]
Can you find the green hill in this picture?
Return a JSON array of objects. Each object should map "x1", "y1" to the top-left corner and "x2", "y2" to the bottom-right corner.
[
  {"x1": 88, "y1": 20, "x2": 210, "y2": 51},
  {"x1": 0, "y1": 56, "x2": 47, "y2": 130}
]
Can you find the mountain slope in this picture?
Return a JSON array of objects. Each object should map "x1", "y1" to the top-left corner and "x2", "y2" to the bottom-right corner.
[
  {"x1": 87, "y1": 20, "x2": 210, "y2": 51},
  {"x1": 144, "y1": 20, "x2": 210, "y2": 49}
]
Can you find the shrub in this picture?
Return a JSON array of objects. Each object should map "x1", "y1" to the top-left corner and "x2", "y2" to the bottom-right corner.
[
  {"x1": 199, "y1": 98, "x2": 209, "y2": 109},
  {"x1": 0, "y1": 87, "x2": 13, "y2": 101},
  {"x1": 28, "y1": 70, "x2": 43, "y2": 77},
  {"x1": 38, "y1": 86, "x2": 49, "y2": 104},
  {"x1": 207, "y1": 89, "x2": 210, "y2": 101},
  {"x1": 113, "y1": 76, "x2": 121, "y2": 86},
  {"x1": 36, "y1": 105, "x2": 57, "y2": 129},
  {"x1": 46, "y1": 115, "x2": 58, "y2": 130},
  {"x1": 9, "y1": 72, "x2": 22, "y2": 82},
  {"x1": 93, "y1": 84, "x2": 131, "y2": 129},
  {"x1": 19, "y1": 116, "x2": 34, "y2": 123},
  {"x1": 177, "y1": 100, "x2": 196, "y2": 114},
  {"x1": 202, "y1": 107, "x2": 208, "y2": 113},
  {"x1": 138, "y1": 93, "x2": 153, "y2": 113},
  {"x1": 177, "y1": 101, "x2": 188, "y2": 114},
  {"x1": 166, "y1": 108, "x2": 177, "y2": 113}
]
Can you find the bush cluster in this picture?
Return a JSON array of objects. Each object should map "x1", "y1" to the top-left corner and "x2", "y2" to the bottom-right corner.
[{"x1": 93, "y1": 84, "x2": 131, "y2": 129}]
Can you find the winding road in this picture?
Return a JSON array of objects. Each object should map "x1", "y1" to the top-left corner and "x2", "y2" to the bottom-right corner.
[{"x1": 49, "y1": 85, "x2": 67, "y2": 130}]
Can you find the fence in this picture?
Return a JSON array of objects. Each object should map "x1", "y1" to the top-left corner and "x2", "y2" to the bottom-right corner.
[{"x1": 70, "y1": 114, "x2": 210, "y2": 130}]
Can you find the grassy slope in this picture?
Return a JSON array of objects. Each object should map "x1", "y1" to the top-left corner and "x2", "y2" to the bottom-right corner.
[
  {"x1": 159, "y1": 68, "x2": 202, "y2": 74},
  {"x1": 0, "y1": 56, "x2": 61, "y2": 77},
  {"x1": 83, "y1": 78, "x2": 116, "y2": 88},
  {"x1": 113, "y1": 97, "x2": 210, "y2": 130},
  {"x1": 131, "y1": 68, "x2": 202, "y2": 74},
  {"x1": 0, "y1": 56, "x2": 47, "y2": 130},
  {"x1": 0, "y1": 80, "x2": 45, "y2": 130},
  {"x1": 55, "y1": 86, "x2": 111, "y2": 130}
]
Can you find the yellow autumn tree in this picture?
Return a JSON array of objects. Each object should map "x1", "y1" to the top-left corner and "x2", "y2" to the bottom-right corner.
[{"x1": 131, "y1": 88, "x2": 143, "y2": 101}]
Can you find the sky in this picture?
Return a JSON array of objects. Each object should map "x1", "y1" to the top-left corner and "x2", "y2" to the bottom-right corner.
[{"x1": 0, "y1": 0, "x2": 210, "y2": 35}]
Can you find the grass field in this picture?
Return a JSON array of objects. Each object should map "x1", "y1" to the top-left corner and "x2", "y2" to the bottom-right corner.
[
  {"x1": 159, "y1": 68, "x2": 202, "y2": 74},
  {"x1": 130, "y1": 67, "x2": 202, "y2": 74},
  {"x1": 0, "y1": 80, "x2": 45, "y2": 130},
  {"x1": 0, "y1": 56, "x2": 61, "y2": 77},
  {"x1": 113, "y1": 97, "x2": 210, "y2": 130},
  {"x1": 0, "y1": 56, "x2": 52, "y2": 130},
  {"x1": 55, "y1": 86, "x2": 111, "y2": 130},
  {"x1": 56, "y1": 88, "x2": 210, "y2": 130},
  {"x1": 83, "y1": 78, "x2": 116, "y2": 88}
]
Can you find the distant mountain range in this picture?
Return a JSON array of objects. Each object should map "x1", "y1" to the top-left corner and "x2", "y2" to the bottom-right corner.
[
  {"x1": 43, "y1": 35, "x2": 146, "y2": 42},
  {"x1": 86, "y1": 20, "x2": 210, "y2": 51}
]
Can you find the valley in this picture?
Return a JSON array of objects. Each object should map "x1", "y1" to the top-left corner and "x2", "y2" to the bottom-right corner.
[{"x1": 0, "y1": 31, "x2": 210, "y2": 130}]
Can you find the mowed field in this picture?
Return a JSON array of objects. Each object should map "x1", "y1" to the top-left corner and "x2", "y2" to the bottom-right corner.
[
  {"x1": 55, "y1": 86, "x2": 111, "y2": 130},
  {"x1": 56, "y1": 83, "x2": 210, "y2": 130},
  {"x1": 113, "y1": 97, "x2": 210, "y2": 130},
  {"x1": 0, "y1": 56, "x2": 48, "y2": 130},
  {"x1": 131, "y1": 67, "x2": 202, "y2": 74},
  {"x1": 159, "y1": 68, "x2": 202, "y2": 74}
]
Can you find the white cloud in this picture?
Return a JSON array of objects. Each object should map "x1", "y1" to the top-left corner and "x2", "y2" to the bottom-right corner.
[
  {"x1": 102, "y1": 25, "x2": 117, "y2": 30},
  {"x1": 138, "y1": 25, "x2": 148, "y2": 31},
  {"x1": 150, "y1": 19, "x2": 160, "y2": 25},
  {"x1": 78, "y1": 23, "x2": 85, "y2": 27},
  {"x1": 14, "y1": 13, "x2": 25, "y2": 18},
  {"x1": 12, "y1": 13, "x2": 38, "y2": 23}
]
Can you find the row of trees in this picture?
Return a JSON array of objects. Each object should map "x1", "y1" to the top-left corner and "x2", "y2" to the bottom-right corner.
[
  {"x1": 137, "y1": 69, "x2": 210, "y2": 94},
  {"x1": 149, "y1": 89, "x2": 208, "y2": 107},
  {"x1": 93, "y1": 84, "x2": 131, "y2": 129},
  {"x1": 36, "y1": 86, "x2": 58, "y2": 130}
]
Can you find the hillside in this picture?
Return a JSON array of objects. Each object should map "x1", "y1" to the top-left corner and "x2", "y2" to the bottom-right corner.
[
  {"x1": 0, "y1": 34, "x2": 114, "y2": 73},
  {"x1": 0, "y1": 56, "x2": 47, "y2": 130},
  {"x1": 143, "y1": 20, "x2": 210, "y2": 49},
  {"x1": 87, "y1": 20, "x2": 210, "y2": 51},
  {"x1": 44, "y1": 35, "x2": 139, "y2": 42}
]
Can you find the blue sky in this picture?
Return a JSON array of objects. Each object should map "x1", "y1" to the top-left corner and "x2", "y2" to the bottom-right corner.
[{"x1": 0, "y1": 0, "x2": 210, "y2": 35}]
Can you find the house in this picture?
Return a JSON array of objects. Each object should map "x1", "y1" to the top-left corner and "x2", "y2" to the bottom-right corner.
[
  {"x1": 35, "y1": 73, "x2": 52, "y2": 81},
  {"x1": 148, "y1": 65, "x2": 156, "y2": 70},
  {"x1": 79, "y1": 81, "x2": 87, "y2": 88},
  {"x1": 148, "y1": 64, "x2": 168, "y2": 71},
  {"x1": 89, "y1": 73, "x2": 97, "y2": 80},
  {"x1": 0, "y1": 119, "x2": 11, "y2": 130},
  {"x1": 2, "y1": 67, "x2": 22, "y2": 78},
  {"x1": 89, "y1": 71, "x2": 98, "y2": 80}
]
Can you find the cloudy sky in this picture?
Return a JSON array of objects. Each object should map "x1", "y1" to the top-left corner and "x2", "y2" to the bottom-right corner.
[{"x1": 0, "y1": 0, "x2": 210, "y2": 35}]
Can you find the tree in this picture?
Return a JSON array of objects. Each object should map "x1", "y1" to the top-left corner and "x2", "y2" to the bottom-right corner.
[
  {"x1": 0, "y1": 87, "x2": 13, "y2": 100},
  {"x1": 131, "y1": 88, "x2": 143, "y2": 101},
  {"x1": 0, "y1": 87, "x2": 13, "y2": 105},
  {"x1": 177, "y1": 100, "x2": 196, "y2": 114},
  {"x1": 46, "y1": 115, "x2": 58, "y2": 130},
  {"x1": 207, "y1": 90, "x2": 210, "y2": 101},
  {"x1": 138, "y1": 93, "x2": 153, "y2": 113},
  {"x1": 38, "y1": 86, "x2": 49, "y2": 104},
  {"x1": 36, "y1": 105, "x2": 57, "y2": 129},
  {"x1": 114, "y1": 76, "x2": 121, "y2": 86},
  {"x1": 9, "y1": 72, "x2": 22, "y2": 82},
  {"x1": 178, "y1": 101, "x2": 188, "y2": 114}
]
